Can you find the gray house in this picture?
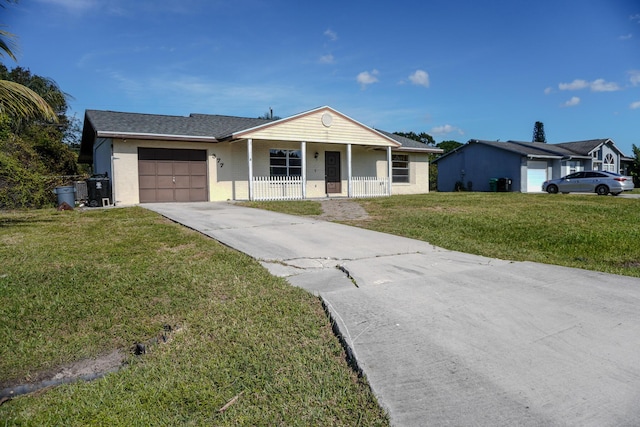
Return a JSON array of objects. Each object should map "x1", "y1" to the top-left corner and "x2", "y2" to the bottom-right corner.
[{"x1": 434, "y1": 139, "x2": 631, "y2": 193}]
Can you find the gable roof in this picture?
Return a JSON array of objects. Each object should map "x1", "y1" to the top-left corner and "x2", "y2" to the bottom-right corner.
[
  {"x1": 433, "y1": 138, "x2": 623, "y2": 164},
  {"x1": 229, "y1": 106, "x2": 402, "y2": 147},
  {"x1": 80, "y1": 106, "x2": 439, "y2": 163}
]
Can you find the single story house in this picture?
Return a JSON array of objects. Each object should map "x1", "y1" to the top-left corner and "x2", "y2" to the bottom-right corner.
[
  {"x1": 79, "y1": 106, "x2": 443, "y2": 205},
  {"x1": 433, "y1": 138, "x2": 631, "y2": 193}
]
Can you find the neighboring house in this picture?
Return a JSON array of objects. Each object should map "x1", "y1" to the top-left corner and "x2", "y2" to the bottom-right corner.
[
  {"x1": 79, "y1": 106, "x2": 443, "y2": 205},
  {"x1": 434, "y1": 138, "x2": 631, "y2": 193}
]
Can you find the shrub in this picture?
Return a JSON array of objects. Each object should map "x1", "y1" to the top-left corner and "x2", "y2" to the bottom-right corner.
[{"x1": 0, "y1": 134, "x2": 61, "y2": 209}]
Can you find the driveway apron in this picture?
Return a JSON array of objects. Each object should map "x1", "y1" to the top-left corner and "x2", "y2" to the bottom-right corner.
[{"x1": 145, "y1": 202, "x2": 640, "y2": 426}]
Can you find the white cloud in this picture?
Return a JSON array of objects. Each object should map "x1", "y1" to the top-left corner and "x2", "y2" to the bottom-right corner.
[
  {"x1": 631, "y1": 14, "x2": 640, "y2": 23},
  {"x1": 619, "y1": 34, "x2": 633, "y2": 40},
  {"x1": 430, "y1": 124, "x2": 464, "y2": 136},
  {"x1": 563, "y1": 96, "x2": 581, "y2": 107},
  {"x1": 590, "y1": 78, "x2": 620, "y2": 92},
  {"x1": 324, "y1": 29, "x2": 338, "y2": 42},
  {"x1": 35, "y1": 0, "x2": 97, "y2": 10},
  {"x1": 558, "y1": 78, "x2": 620, "y2": 92},
  {"x1": 357, "y1": 70, "x2": 379, "y2": 88},
  {"x1": 631, "y1": 101, "x2": 640, "y2": 110},
  {"x1": 544, "y1": 87, "x2": 553, "y2": 95},
  {"x1": 408, "y1": 70, "x2": 430, "y2": 88},
  {"x1": 559, "y1": 79, "x2": 589, "y2": 90},
  {"x1": 319, "y1": 54, "x2": 334, "y2": 64},
  {"x1": 629, "y1": 70, "x2": 640, "y2": 86}
]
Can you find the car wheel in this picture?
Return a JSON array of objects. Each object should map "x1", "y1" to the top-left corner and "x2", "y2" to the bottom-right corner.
[
  {"x1": 596, "y1": 185, "x2": 609, "y2": 196},
  {"x1": 546, "y1": 184, "x2": 558, "y2": 194}
]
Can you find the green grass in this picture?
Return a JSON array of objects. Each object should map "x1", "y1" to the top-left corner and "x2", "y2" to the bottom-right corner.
[
  {"x1": 254, "y1": 193, "x2": 640, "y2": 278},
  {"x1": 0, "y1": 208, "x2": 388, "y2": 426}
]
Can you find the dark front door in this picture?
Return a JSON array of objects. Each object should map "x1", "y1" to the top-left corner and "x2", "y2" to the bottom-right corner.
[{"x1": 325, "y1": 151, "x2": 341, "y2": 194}]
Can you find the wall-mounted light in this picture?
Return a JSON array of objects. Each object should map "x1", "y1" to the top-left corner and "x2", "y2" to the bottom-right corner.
[{"x1": 314, "y1": 152, "x2": 319, "y2": 159}]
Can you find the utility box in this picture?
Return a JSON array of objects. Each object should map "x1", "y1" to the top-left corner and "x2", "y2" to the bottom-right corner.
[
  {"x1": 489, "y1": 178, "x2": 498, "y2": 192},
  {"x1": 86, "y1": 174, "x2": 112, "y2": 207}
]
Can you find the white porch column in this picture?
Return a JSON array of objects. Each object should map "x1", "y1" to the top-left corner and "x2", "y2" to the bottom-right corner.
[
  {"x1": 247, "y1": 138, "x2": 254, "y2": 201},
  {"x1": 301, "y1": 141, "x2": 307, "y2": 199},
  {"x1": 347, "y1": 143, "x2": 353, "y2": 198},
  {"x1": 387, "y1": 146, "x2": 392, "y2": 196}
]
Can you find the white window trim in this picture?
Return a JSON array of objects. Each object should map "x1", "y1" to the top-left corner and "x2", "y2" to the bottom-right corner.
[
  {"x1": 392, "y1": 154, "x2": 410, "y2": 184},
  {"x1": 270, "y1": 149, "x2": 302, "y2": 177}
]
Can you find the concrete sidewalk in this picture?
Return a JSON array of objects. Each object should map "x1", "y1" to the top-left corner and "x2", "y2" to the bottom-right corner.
[{"x1": 145, "y1": 202, "x2": 640, "y2": 426}]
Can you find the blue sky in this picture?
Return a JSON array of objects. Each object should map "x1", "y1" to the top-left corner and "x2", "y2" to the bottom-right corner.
[{"x1": 5, "y1": 0, "x2": 640, "y2": 155}]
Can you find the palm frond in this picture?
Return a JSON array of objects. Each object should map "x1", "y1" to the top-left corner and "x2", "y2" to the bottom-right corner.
[
  {"x1": 0, "y1": 79, "x2": 58, "y2": 122},
  {"x1": 0, "y1": 28, "x2": 18, "y2": 61}
]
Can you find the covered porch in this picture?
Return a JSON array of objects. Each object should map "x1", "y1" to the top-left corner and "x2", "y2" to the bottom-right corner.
[{"x1": 246, "y1": 139, "x2": 394, "y2": 201}]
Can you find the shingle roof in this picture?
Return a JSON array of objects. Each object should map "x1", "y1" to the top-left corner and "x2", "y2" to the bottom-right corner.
[
  {"x1": 79, "y1": 110, "x2": 274, "y2": 162},
  {"x1": 475, "y1": 139, "x2": 607, "y2": 158},
  {"x1": 433, "y1": 138, "x2": 616, "y2": 164},
  {"x1": 80, "y1": 109, "x2": 443, "y2": 163},
  {"x1": 189, "y1": 114, "x2": 274, "y2": 138},
  {"x1": 375, "y1": 130, "x2": 444, "y2": 152},
  {"x1": 474, "y1": 140, "x2": 565, "y2": 157},
  {"x1": 553, "y1": 139, "x2": 607, "y2": 155},
  {"x1": 84, "y1": 110, "x2": 273, "y2": 138}
]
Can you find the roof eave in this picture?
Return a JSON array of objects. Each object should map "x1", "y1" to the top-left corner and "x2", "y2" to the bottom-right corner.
[
  {"x1": 527, "y1": 154, "x2": 563, "y2": 159},
  {"x1": 563, "y1": 155, "x2": 591, "y2": 160},
  {"x1": 393, "y1": 147, "x2": 443, "y2": 153},
  {"x1": 97, "y1": 131, "x2": 219, "y2": 143}
]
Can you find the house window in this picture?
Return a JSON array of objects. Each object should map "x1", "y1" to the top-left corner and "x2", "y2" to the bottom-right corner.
[
  {"x1": 603, "y1": 154, "x2": 615, "y2": 172},
  {"x1": 392, "y1": 154, "x2": 409, "y2": 183},
  {"x1": 568, "y1": 161, "x2": 583, "y2": 174},
  {"x1": 270, "y1": 149, "x2": 302, "y2": 177}
]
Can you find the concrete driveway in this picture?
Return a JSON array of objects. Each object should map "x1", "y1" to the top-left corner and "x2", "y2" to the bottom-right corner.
[{"x1": 145, "y1": 202, "x2": 640, "y2": 426}]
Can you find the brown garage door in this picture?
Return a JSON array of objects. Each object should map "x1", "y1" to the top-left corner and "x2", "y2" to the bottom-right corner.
[{"x1": 138, "y1": 148, "x2": 207, "y2": 203}]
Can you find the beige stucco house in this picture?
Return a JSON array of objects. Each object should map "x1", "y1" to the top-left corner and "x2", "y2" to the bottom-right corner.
[{"x1": 79, "y1": 106, "x2": 442, "y2": 205}]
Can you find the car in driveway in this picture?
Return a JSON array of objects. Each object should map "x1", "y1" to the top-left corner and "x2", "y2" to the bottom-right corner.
[{"x1": 542, "y1": 171, "x2": 635, "y2": 195}]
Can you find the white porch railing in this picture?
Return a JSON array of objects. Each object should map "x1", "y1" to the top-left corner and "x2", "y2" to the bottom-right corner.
[
  {"x1": 253, "y1": 176, "x2": 303, "y2": 201},
  {"x1": 352, "y1": 176, "x2": 390, "y2": 198}
]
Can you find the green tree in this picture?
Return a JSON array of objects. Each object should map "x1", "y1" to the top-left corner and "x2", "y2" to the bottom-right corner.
[
  {"x1": 0, "y1": 1, "x2": 81, "y2": 208},
  {"x1": 533, "y1": 121, "x2": 546, "y2": 143},
  {"x1": 629, "y1": 144, "x2": 640, "y2": 187},
  {"x1": 1, "y1": 65, "x2": 78, "y2": 176},
  {"x1": 436, "y1": 140, "x2": 463, "y2": 154},
  {"x1": 394, "y1": 131, "x2": 435, "y2": 146}
]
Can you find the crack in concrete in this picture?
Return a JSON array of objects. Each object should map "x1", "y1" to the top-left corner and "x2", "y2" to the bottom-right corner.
[{"x1": 336, "y1": 264, "x2": 359, "y2": 288}]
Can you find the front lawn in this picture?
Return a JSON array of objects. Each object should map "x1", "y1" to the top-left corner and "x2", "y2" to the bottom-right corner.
[
  {"x1": 0, "y1": 207, "x2": 388, "y2": 426},
  {"x1": 248, "y1": 193, "x2": 640, "y2": 278}
]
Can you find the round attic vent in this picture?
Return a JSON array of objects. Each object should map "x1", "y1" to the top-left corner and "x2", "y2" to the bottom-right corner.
[{"x1": 321, "y1": 112, "x2": 333, "y2": 127}]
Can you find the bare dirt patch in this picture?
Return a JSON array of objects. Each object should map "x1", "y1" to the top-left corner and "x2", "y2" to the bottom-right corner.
[
  {"x1": 315, "y1": 199, "x2": 369, "y2": 221},
  {"x1": 0, "y1": 350, "x2": 126, "y2": 400}
]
